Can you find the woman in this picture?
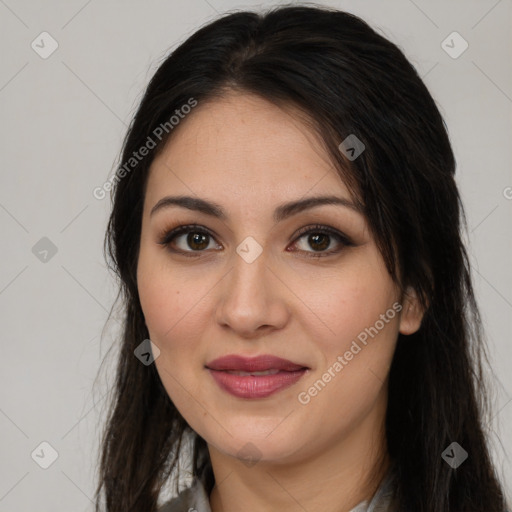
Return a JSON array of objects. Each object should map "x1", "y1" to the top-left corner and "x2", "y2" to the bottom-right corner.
[{"x1": 95, "y1": 4, "x2": 509, "y2": 511}]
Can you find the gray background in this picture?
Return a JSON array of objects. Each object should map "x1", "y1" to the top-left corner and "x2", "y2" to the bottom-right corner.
[{"x1": 0, "y1": 0, "x2": 510, "y2": 510}]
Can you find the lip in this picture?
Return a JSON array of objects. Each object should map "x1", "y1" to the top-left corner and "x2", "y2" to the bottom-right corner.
[
  {"x1": 206, "y1": 354, "x2": 308, "y2": 372},
  {"x1": 205, "y1": 354, "x2": 309, "y2": 399}
]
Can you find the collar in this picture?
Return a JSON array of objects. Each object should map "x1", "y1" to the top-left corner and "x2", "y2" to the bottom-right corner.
[{"x1": 158, "y1": 467, "x2": 396, "y2": 512}]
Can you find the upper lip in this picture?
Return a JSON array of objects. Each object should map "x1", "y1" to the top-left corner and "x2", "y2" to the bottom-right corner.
[{"x1": 206, "y1": 354, "x2": 308, "y2": 372}]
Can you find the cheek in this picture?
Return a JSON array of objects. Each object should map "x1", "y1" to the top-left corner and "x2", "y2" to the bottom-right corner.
[
  {"x1": 137, "y1": 248, "x2": 199, "y2": 345},
  {"x1": 137, "y1": 271, "x2": 176, "y2": 341},
  {"x1": 136, "y1": 251, "x2": 215, "y2": 397},
  {"x1": 290, "y1": 254, "x2": 398, "y2": 352},
  {"x1": 330, "y1": 283, "x2": 399, "y2": 351},
  {"x1": 295, "y1": 307, "x2": 399, "y2": 439},
  {"x1": 291, "y1": 252, "x2": 400, "y2": 414},
  {"x1": 137, "y1": 258, "x2": 208, "y2": 419}
]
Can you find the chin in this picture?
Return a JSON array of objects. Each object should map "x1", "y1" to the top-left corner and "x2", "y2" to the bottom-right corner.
[{"x1": 204, "y1": 423, "x2": 307, "y2": 465}]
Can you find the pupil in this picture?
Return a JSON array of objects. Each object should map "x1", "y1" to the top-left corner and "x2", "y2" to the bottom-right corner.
[
  {"x1": 310, "y1": 234, "x2": 329, "y2": 251},
  {"x1": 189, "y1": 232, "x2": 208, "y2": 250}
]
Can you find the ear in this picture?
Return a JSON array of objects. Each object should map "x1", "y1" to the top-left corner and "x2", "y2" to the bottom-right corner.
[{"x1": 398, "y1": 286, "x2": 424, "y2": 335}]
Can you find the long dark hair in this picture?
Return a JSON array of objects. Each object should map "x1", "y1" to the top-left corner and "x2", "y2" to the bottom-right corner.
[{"x1": 95, "y1": 4, "x2": 508, "y2": 511}]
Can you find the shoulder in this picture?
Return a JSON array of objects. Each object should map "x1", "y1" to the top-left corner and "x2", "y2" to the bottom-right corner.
[
  {"x1": 157, "y1": 477, "x2": 212, "y2": 512},
  {"x1": 365, "y1": 467, "x2": 397, "y2": 512}
]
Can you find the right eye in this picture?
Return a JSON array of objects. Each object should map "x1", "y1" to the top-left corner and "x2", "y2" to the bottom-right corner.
[{"x1": 158, "y1": 224, "x2": 221, "y2": 256}]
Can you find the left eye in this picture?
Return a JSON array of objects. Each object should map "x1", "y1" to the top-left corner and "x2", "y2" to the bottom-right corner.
[
  {"x1": 289, "y1": 225, "x2": 354, "y2": 258},
  {"x1": 158, "y1": 224, "x2": 353, "y2": 258}
]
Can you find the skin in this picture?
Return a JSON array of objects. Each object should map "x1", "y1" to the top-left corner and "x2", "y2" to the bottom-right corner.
[{"x1": 137, "y1": 91, "x2": 424, "y2": 512}]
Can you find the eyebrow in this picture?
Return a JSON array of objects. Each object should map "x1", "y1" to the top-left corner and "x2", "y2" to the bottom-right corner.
[{"x1": 150, "y1": 194, "x2": 364, "y2": 223}]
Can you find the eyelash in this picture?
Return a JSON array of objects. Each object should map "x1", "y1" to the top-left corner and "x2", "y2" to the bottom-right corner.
[{"x1": 157, "y1": 223, "x2": 354, "y2": 259}]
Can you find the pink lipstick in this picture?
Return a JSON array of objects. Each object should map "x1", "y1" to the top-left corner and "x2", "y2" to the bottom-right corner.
[{"x1": 206, "y1": 354, "x2": 309, "y2": 399}]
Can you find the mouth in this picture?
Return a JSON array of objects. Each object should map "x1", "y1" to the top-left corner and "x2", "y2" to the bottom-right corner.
[
  {"x1": 205, "y1": 354, "x2": 309, "y2": 372},
  {"x1": 221, "y1": 369, "x2": 282, "y2": 376},
  {"x1": 205, "y1": 354, "x2": 310, "y2": 399}
]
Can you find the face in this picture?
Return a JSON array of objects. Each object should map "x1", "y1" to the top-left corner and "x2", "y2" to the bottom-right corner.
[{"x1": 137, "y1": 91, "x2": 422, "y2": 465}]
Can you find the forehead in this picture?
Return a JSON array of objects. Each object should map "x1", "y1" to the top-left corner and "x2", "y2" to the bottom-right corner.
[{"x1": 145, "y1": 92, "x2": 354, "y2": 209}]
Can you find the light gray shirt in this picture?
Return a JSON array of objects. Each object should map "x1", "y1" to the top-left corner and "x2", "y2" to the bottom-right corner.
[{"x1": 158, "y1": 470, "x2": 395, "y2": 512}]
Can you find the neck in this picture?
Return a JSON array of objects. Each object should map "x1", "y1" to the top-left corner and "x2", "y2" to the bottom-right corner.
[{"x1": 207, "y1": 391, "x2": 390, "y2": 512}]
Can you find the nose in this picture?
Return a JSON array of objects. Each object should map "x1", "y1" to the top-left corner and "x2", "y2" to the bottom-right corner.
[{"x1": 214, "y1": 247, "x2": 289, "y2": 339}]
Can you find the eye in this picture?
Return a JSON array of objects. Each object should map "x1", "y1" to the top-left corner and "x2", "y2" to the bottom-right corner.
[
  {"x1": 289, "y1": 224, "x2": 354, "y2": 258},
  {"x1": 157, "y1": 224, "x2": 220, "y2": 257},
  {"x1": 157, "y1": 223, "x2": 354, "y2": 258}
]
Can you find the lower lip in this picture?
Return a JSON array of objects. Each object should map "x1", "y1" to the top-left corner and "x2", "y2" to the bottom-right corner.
[{"x1": 207, "y1": 368, "x2": 308, "y2": 399}]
